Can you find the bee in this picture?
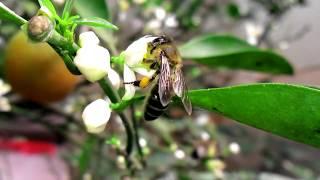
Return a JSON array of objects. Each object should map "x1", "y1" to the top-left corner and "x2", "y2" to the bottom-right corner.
[{"x1": 126, "y1": 35, "x2": 192, "y2": 121}]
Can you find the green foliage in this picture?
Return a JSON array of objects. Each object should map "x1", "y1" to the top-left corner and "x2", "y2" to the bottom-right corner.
[
  {"x1": 179, "y1": 35, "x2": 294, "y2": 75},
  {"x1": 62, "y1": 0, "x2": 75, "y2": 19},
  {"x1": 74, "y1": 0, "x2": 110, "y2": 20},
  {"x1": 74, "y1": 17, "x2": 118, "y2": 30},
  {"x1": 38, "y1": 0, "x2": 58, "y2": 18},
  {"x1": 226, "y1": 3, "x2": 241, "y2": 19},
  {"x1": 188, "y1": 83, "x2": 320, "y2": 147},
  {"x1": 78, "y1": 135, "x2": 97, "y2": 174},
  {"x1": 106, "y1": 136, "x2": 121, "y2": 148},
  {"x1": 0, "y1": 2, "x2": 27, "y2": 25}
]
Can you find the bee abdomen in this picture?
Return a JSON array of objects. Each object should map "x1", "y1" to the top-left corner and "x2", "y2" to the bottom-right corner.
[{"x1": 144, "y1": 86, "x2": 168, "y2": 121}]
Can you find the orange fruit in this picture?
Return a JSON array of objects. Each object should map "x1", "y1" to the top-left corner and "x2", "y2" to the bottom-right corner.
[{"x1": 4, "y1": 31, "x2": 79, "y2": 103}]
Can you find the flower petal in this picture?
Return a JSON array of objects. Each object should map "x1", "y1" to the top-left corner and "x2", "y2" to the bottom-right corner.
[
  {"x1": 74, "y1": 45, "x2": 111, "y2": 82},
  {"x1": 107, "y1": 67, "x2": 121, "y2": 90},
  {"x1": 0, "y1": 97, "x2": 11, "y2": 112},
  {"x1": 82, "y1": 99, "x2": 111, "y2": 134},
  {"x1": 133, "y1": 67, "x2": 156, "y2": 78},
  {"x1": 123, "y1": 35, "x2": 157, "y2": 67},
  {"x1": 0, "y1": 79, "x2": 11, "y2": 96},
  {"x1": 122, "y1": 64, "x2": 136, "y2": 100},
  {"x1": 79, "y1": 31, "x2": 100, "y2": 47}
]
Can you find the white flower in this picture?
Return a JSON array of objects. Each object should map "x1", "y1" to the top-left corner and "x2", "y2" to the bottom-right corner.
[
  {"x1": 82, "y1": 99, "x2": 111, "y2": 134},
  {"x1": 121, "y1": 36, "x2": 157, "y2": 100},
  {"x1": 74, "y1": 31, "x2": 120, "y2": 87},
  {"x1": 245, "y1": 22, "x2": 263, "y2": 45},
  {"x1": 79, "y1": 31, "x2": 100, "y2": 47},
  {"x1": 0, "y1": 98, "x2": 11, "y2": 112},
  {"x1": 123, "y1": 35, "x2": 157, "y2": 71},
  {"x1": 0, "y1": 79, "x2": 11, "y2": 112}
]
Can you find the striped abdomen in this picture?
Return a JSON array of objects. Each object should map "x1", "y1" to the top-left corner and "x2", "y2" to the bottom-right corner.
[{"x1": 144, "y1": 83, "x2": 168, "y2": 121}]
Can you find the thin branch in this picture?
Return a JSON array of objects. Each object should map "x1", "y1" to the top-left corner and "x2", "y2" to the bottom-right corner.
[
  {"x1": 98, "y1": 78, "x2": 134, "y2": 166},
  {"x1": 130, "y1": 105, "x2": 145, "y2": 167}
]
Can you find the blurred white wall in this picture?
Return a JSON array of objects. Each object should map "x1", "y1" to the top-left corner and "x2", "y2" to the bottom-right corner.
[{"x1": 282, "y1": 0, "x2": 320, "y2": 69}]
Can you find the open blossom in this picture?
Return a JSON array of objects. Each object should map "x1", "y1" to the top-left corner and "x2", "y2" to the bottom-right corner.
[
  {"x1": 122, "y1": 36, "x2": 157, "y2": 100},
  {"x1": 82, "y1": 99, "x2": 111, "y2": 134},
  {"x1": 74, "y1": 31, "x2": 120, "y2": 88}
]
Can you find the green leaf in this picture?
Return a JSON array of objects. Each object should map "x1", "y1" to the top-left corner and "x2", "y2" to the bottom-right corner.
[
  {"x1": 188, "y1": 83, "x2": 320, "y2": 148},
  {"x1": 0, "y1": 2, "x2": 27, "y2": 25},
  {"x1": 62, "y1": 0, "x2": 75, "y2": 19},
  {"x1": 74, "y1": 17, "x2": 118, "y2": 30},
  {"x1": 179, "y1": 35, "x2": 294, "y2": 75},
  {"x1": 74, "y1": 0, "x2": 109, "y2": 20},
  {"x1": 38, "y1": 0, "x2": 58, "y2": 18}
]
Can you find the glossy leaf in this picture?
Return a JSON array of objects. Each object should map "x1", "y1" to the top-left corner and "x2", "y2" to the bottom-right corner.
[
  {"x1": 0, "y1": 2, "x2": 27, "y2": 25},
  {"x1": 38, "y1": 0, "x2": 58, "y2": 17},
  {"x1": 74, "y1": 0, "x2": 109, "y2": 20},
  {"x1": 188, "y1": 83, "x2": 320, "y2": 147},
  {"x1": 179, "y1": 35, "x2": 294, "y2": 75},
  {"x1": 75, "y1": 17, "x2": 118, "y2": 30}
]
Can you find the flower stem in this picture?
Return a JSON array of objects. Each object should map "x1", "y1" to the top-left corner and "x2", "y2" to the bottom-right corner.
[
  {"x1": 48, "y1": 30, "x2": 79, "y2": 54},
  {"x1": 98, "y1": 78, "x2": 134, "y2": 158},
  {"x1": 131, "y1": 105, "x2": 146, "y2": 167},
  {"x1": 0, "y1": 2, "x2": 27, "y2": 26}
]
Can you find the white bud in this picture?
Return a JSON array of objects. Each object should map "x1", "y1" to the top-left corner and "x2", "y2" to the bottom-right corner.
[
  {"x1": 74, "y1": 32, "x2": 111, "y2": 82},
  {"x1": 122, "y1": 64, "x2": 136, "y2": 100},
  {"x1": 245, "y1": 22, "x2": 263, "y2": 45},
  {"x1": 229, "y1": 142, "x2": 240, "y2": 154},
  {"x1": 123, "y1": 35, "x2": 157, "y2": 67},
  {"x1": 82, "y1": 99, "x2": 111, "y2": 134},
  {"x1": 174, "y1": 149, "x2": 185, "y2": 159},
  {"x1": 0, "y1": 97, "x2": 11, "y2": 112},
  {"x1": 154, "y1": 8, "x2": 166, "y2": 21},
  {"x1": 165, "y1": 15, "x2": 178, "y2": 28},
  {"x1": 79, "y1": 31, "x2": 100, "y2": 47},
  {"x1": 139, "y1": 138, "x2": 147, "y2": 147},
  {"x1": 0, "y1": 79, "x2": 11, "y2": 96}
]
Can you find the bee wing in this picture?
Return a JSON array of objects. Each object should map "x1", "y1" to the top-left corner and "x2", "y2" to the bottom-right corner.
[
  {"x1": 158, "y1": 54, "x2": 173, "y2": 106},
  {"x1": 173, "y1": 67, "x2": 192, "y2": 115}
]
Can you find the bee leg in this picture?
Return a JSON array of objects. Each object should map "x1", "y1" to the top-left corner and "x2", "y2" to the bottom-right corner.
[
  {"x1": 123, "y1": 80, "x2": 141, "y2": 87},
  {"x1": 150, "y1": 62, "x2": 159, "y2": 69},
  {"x1": 124, "y1": 77, "x2": 152, "y2": 88},
  {"x1": 124, "y1": 71, "x2": 159, "y2": 88}
]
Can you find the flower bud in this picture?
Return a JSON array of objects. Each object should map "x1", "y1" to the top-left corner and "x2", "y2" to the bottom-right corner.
[
  {"x1": 82, "y1": 99, "x2": 111, "y2": 134},
  {"x1": 74, "y1": 31, "x2": 111, "y2": 82},
  {"x1": 27, "y1": 15, "x2": 54, "y2": 42},
  {"x1": 79, "y1": 31, "x2": 100, "y2": 47}
]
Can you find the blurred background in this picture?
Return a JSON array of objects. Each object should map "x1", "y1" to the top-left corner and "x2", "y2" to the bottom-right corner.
[{"x1": 0, "y1": 0, "x2": 320, "y2": 179}]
